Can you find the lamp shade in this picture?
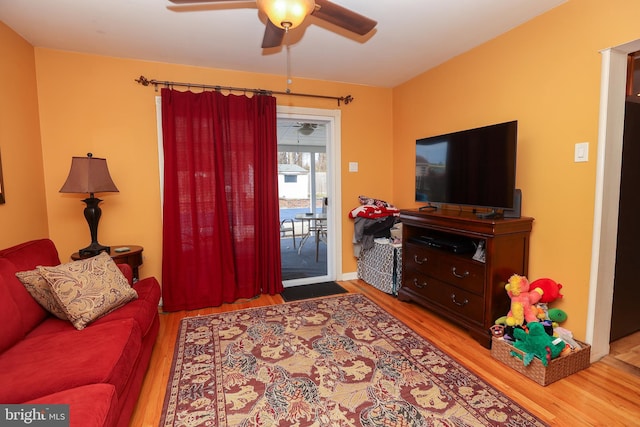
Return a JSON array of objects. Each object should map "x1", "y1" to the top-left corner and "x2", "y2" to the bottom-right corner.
[
  {"x1": 60, "y1": 154, "x2": 119, "y2": 195},
  {"x1": 257, "y1": 0, "x2": 315, "y2": 30}
]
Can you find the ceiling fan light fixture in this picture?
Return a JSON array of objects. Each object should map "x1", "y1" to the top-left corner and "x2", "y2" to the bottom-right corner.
[
  {"x1": 297, "y1": 123, "x2": 317, "y2": 135},
  {"x1": 257, "y1": 0, "x2": 315, "y2": 30}
]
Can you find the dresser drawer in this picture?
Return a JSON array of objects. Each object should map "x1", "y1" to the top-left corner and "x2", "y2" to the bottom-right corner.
[
  {"x1": 435, "y1": 256, "x2": 485, "y2": 295},
  {"x1": 404, "y1": 242, "x2": 439, "y2": 271},
  {"x1": 402, "y1": 270, "x2": 484, "y2": 325}
]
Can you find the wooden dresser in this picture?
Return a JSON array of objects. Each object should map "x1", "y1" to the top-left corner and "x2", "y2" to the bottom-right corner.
[{"x1": 398, "y1": 209, "x2": 533, "y2": 348}]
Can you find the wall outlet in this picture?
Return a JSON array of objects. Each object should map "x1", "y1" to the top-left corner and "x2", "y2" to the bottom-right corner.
[{"x1": 348, "y1": 162, "x2": 358, "y2": 172}]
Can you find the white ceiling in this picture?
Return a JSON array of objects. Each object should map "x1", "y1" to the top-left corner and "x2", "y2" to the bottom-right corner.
[{"x1": 0, "y1": 0, "x2": 565, "y2": 88}]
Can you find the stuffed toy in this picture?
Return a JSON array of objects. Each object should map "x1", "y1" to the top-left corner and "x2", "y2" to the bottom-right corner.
[
  {"x1": 511, "y1": 322, "x2": 566, "y2": 366},
  {"x1": 548, "y1": 308, "x2": 567, "y2": 324},
  {"x1": 539, "y1": 319, "x2": 554, "y2": 336},
  {"x1": 529, "y1": 278, "x2": 563, "y2": 304},
  {"x1": 490, "y1": 324, "x2": 505, "y2": 338},
  {"x1": 505, "y1": 274, "x2": 544, "y2": 326},
  {"x1": 492, "y1": 316, "x2": 518, "y2": 340}
]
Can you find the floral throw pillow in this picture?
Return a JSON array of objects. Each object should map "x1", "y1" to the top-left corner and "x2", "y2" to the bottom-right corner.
[
  {"x1": 38, "y1": 252, "x2": 138, "y2": 330},
  {"x1": 15, "y1": 269, "x2": 68, "y2": 320}
]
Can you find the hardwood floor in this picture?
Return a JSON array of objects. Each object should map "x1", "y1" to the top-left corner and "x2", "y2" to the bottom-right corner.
[
  {"x1": 130, "y1": 280, "x2": 640, "y2": 426},
  {"x1": 601, "y1": 331, "x2": 640, "y2": 376}
]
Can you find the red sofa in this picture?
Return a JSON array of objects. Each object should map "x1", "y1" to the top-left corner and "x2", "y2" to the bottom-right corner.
[{"x1": 0, "y1": 239, "x2": 160, "y2": 427}]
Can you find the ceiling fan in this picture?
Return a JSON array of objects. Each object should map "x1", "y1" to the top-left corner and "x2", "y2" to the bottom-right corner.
[
  {"x1": 295, "y1": 122, "x2": 318, "y2": 135},
  {"x1": 168, "y1": 0, "x2": 377, "y2": 48}
]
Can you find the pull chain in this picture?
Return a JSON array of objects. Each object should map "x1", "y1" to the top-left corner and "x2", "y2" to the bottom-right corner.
[{"x1": 286, "y1": 31, "x2": 292, "y2": 93}]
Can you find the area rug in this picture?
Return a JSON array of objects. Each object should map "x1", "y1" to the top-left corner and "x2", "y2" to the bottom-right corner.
[
  {"x1": 280, "y1": 282, "x2": 347, "y2": 302},
  {"x1": 160, "y1": 293, "x2": 546, "y2": 427}
]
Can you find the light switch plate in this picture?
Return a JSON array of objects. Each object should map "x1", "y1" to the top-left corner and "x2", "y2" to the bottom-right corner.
[
  {"x1": 348, "y1": 162, "x2": 358, "y2": 172},
  {"x1": 575, "y1": 142, "x2": 589, "y2": 163}
]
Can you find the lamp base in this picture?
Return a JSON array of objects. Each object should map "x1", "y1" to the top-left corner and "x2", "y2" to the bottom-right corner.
[
  {"x1": 79, "y1": 243, "x2": 110, "y2": 258},
  {"x1": 78, "y1": 195, "x2": 110, "y2": 258}
]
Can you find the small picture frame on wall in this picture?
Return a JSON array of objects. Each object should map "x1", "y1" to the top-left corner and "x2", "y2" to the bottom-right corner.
[{"x1": 0, "y1": 149, "x2": 5, "y2": 204}]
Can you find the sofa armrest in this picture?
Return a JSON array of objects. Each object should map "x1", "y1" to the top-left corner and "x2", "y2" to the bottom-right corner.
[{"x1": 117, "y1": 263, "x2": 134, "y2": 285}]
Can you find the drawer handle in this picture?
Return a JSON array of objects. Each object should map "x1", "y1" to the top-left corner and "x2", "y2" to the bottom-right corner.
[
  {"x1": 451, "y1": 267, "x2": 469, "y2": 279},
  {"x1": 413, "y1": 278, "x2": 427, "y2": 289},
  {"x1": 414, "y1": 255, "x2": 428, "y2": 265},
  {"x1": 451, "y1": 293, "x2": 469, "y2": 306}
]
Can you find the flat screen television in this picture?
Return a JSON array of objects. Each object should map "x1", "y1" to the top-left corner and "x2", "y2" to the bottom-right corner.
[{"x1": 415, "y1": 120, "x2": 517, "y2": 213}]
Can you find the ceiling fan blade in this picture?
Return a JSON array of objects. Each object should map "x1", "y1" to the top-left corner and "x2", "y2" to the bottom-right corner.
[
  {"x1": 262, "y1": 20, "x2": 286, "y2": 48},
  {"x1": 168, "y1": 0, "x2": 245, "y2": 4},
  {"x1": 312, "y1": 0, "x2": 377, "y2": 36}
]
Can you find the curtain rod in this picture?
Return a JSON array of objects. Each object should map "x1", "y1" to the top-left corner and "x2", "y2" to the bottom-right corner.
[{"x1": 134, "y1": 75, "x2": 354, "y2": 106}]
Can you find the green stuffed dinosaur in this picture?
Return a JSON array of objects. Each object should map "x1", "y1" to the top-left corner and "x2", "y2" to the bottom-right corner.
[{"x1": 511, "y1": 322, "x2": 566, "y2": 367}]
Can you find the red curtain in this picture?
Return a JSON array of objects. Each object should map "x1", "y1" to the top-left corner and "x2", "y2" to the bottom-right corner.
[{"x1": 160, "y1": 88, "x2": 283, "y2": 311}]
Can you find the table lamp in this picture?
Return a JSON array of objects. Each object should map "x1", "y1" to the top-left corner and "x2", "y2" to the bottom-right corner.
[{"x1": 60, "y1": 153, "x2": 119, "y2": 257}]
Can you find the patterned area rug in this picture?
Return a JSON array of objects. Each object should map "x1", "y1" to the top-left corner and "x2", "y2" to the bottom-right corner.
[{"x1": 160, "y1": 294, "x2": 546, "y2": 426}]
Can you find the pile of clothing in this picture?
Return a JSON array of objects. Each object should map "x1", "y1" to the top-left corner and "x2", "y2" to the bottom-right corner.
[{"x1": 349, "y1": 195, "x2": 400, "y2": 257}]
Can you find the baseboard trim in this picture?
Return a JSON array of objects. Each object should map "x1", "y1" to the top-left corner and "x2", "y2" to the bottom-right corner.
[{"x1": 340, "y1": 271, "x2": 358, "y2": 281}]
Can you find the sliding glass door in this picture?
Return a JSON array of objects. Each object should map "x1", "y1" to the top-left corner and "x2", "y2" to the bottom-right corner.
[{"x1": 277, "y1": 119, "x2": 330, "y2": 285}]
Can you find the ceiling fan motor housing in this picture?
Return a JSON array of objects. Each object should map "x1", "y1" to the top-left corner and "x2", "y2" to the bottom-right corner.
[
  {"x1": 257, "y1": 0, "x2": 316, "y2": 30},
  {"x1": 298, "y1": 123, "x2": 317, "y2": 135}
]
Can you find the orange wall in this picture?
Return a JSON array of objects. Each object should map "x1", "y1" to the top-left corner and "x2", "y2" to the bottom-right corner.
[
  {"x1": 5, "y1": 0, "x2": 640, "y2": 339},
  {"x1": 0, "y1": 21, "x2": 49, "y2": 248},
  {"x1": 393, "y1": 0, "x2": 640, "y2": 339},
  {"x1": 32, "y1": 49, "x2": 393, "y2": 282}
]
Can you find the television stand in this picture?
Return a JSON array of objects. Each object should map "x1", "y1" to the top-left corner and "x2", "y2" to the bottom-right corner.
[{"x1": 398, "y1": 209, "x2": 533, "y2": 348}]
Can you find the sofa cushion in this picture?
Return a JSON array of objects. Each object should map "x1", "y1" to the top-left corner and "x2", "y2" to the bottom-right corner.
[
  {"x1": 91, "y1": 277, "x2": 160, "y2": 337},
  {"x1": 27, "y1": 384, "x2": 119, "y2": 427},
  {"x1": 15, "y1": 268, "x2": 68, "y2": 319},
  {"x1": 0, "y1": 238, "x2": 61, "y2": 270},
  {"x1": 38, "y1": 252, "x2": 138, "y2": 330},
  {"x1": 0, "y1": 259, "x2": 50, "y2": 340},
  {"x1": 0, "y1": 259, "x2": 26, "y2": 354},
  {"x1": 19, "y1": 278, "x2": 160, "y2": 343},
  {"x1": 0, "y1": 239, "x2": 63, "y2": 336},
  {"x1": 117, "y1": 262, "x2": 134, "y2": 285},
  {"x1": 0, "y1": 318, "x2": 142, "y2": 404}
]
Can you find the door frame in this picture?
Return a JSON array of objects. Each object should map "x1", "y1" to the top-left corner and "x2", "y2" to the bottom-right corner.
[
  {"x1": 589, "y1": 40, "x2": 640, "y2": 360},
  {"x1": 277, "y1": 106, "x2": 342, "y2": 286}
]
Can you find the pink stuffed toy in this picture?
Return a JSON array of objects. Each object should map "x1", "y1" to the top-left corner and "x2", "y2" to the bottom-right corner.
[
  {"x1": 505, "y1": 274, "x2": 543, "y2": 326},
  {"x1": 529, "y1": 278, "x2": 563, "y2": 304}
]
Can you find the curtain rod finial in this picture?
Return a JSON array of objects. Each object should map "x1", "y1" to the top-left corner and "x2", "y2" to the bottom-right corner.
[{"x1": 135, "y1": 76, "x2": 150, "y2": 86}]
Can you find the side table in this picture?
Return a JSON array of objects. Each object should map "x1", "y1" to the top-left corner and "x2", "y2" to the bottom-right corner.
[{"x1": 71, "y1": 245, "x2": 144, "y2": 282}]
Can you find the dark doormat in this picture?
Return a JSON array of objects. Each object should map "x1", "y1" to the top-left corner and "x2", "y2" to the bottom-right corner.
[{"x1": 280, "y1": 281, "x2": 348, "y2": 302}]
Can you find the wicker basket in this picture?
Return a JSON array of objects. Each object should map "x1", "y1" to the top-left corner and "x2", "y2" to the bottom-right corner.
[{"x1": 491, "y1": 337, "x2": 591, "y2": 386}]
